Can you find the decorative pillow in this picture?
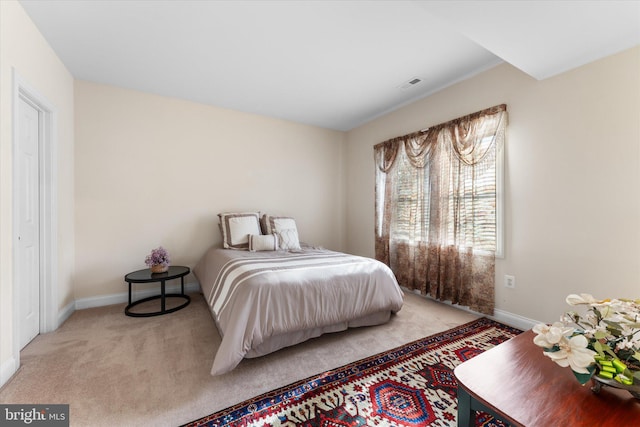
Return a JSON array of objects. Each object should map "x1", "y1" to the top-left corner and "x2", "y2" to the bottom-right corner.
[
  {"x1": 259, "y1": 214, "x2": 269, "y2": 235},
  {"x1": 248, "y1": 234, "x2": 279, "y2": 252},
  {"x1": 262, "y1": 215, "x2": 301, "y2": 250},
  {"x1": 277, "y1": 228, "x2": 301, "y2": 251},
  {"x1": 264, "y1": 215, "x2": 296, "y2": 235},
  {"x1": 218, "y1": 212, "x2": 261, "y2": 250}
]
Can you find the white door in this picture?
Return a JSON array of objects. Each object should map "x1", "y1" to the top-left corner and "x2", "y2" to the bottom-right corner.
[{"x1": 16, "y1": 97, "x2": 40, "y2": 349}]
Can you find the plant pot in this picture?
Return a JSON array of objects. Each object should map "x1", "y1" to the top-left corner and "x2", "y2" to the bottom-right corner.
[
  {"x1": 150, "y1": 264, "x2": 169, "y2": 273},
  {"x1": 591, "y1": 374, "x2": 640, "y2": 399}
]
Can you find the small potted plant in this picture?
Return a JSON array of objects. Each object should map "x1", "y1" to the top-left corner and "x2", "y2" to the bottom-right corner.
[{"x1": 145, "y1": 246, "x2": 170, "y2": 273}]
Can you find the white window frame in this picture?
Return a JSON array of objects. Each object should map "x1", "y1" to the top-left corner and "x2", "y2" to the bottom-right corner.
[{"x1": 495, "y1": 141, "x2": 505, "y2": 259}]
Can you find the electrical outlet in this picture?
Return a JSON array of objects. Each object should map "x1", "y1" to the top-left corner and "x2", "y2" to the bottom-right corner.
[{"x1": 504, "y1": 275, "x2": 515, "y2": 289}]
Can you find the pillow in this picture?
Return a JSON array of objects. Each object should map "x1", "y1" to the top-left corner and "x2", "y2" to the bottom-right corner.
[
  {"x1": 263, "y1": 215, "x2": 297, "y2": 235},
  {"x1": 248, "y1": 234, "x2": 279, "y2": 252},
  {"x1": 277, "y1": 228, "x2": 301, "y2": 251},
  {"x1": 218, "y1": 212, "x2": 261, "y2": 250},
  {"x1": 259, "y1": 214, "x2": 269, "y2": 235},
  {"x1": 262, "y1": 214, "x2": 301, "y2": 250}
]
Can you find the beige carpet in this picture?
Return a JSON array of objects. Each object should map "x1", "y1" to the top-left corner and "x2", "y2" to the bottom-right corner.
[{"x1": 0, "y1": 292, "x2": 477, "y2": 426}]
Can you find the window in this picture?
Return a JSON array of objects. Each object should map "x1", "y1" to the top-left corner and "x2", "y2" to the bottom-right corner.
[
  {"x1": 373, "y1": 105, "x2": 507, "y2": 314},
  {"x1": 379, "y1": 134, "x2": 504, "y2": 255}
]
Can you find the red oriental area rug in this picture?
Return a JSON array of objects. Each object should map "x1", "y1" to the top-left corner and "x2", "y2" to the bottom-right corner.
[{"x1": 184, "y1": 318, "x2": 522, "y2": 427}]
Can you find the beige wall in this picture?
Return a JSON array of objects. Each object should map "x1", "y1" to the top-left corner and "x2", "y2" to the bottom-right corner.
[
  {"x1": 345, "y1": 46, "x2": 640, "y2": 323},
  {"x1": 0, "y1": 1, "x2": 75, "y2": 380},
  {"x1": 74, "y1": 81, "x2": 346, "y2": 299}
]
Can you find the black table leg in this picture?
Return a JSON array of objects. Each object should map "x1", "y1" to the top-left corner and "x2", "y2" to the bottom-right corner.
[
  {"x1": 161, "y1": 280, "x2": 166, "y2": 312},
  {"x1": 128, "y1": 282, "x2": 132, "y2": 305},
  {"x1": 457, "y1": 384, "x2": 508, "y2": 426},
  {"x1": 457, "y1": 385, "x2": 475, "y2": 427}
]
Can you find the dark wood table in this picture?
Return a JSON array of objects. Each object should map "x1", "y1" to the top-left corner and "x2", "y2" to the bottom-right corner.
[
  {"x1": 454, "y1": 330, "x2": 640, "y2": 426},
  {"x1": 124, "y1": 266, "x2": 191, "y2": 317}
]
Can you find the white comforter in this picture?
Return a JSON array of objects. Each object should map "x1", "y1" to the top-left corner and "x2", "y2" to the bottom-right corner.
[{"x1": 193, "y1": 247, "x2": 404, "y2": 375}]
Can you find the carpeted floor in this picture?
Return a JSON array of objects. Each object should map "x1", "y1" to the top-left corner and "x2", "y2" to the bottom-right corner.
[{"x1": 0, "y1": 292, "x2": 479, "y2": 426}]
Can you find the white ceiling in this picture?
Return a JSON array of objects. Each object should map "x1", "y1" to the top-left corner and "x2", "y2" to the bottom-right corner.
[{"x1": 18, "y1": 0, "x2": 640, "y2": 131}]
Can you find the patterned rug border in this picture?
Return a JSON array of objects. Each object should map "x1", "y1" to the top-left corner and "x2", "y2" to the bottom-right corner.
[{"x1": 184, "y1": 317, "x2": 522, "y2": 427}]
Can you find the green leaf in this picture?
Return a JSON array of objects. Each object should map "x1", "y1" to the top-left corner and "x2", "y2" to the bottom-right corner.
[
  {"x1": 603, "y1": 320, "x2": 623, "y2": 331},
  {"x1": 592, "y1": 341, "x2": 618, "y2": 359},
  {"x1": 592, "y1": 341, "x2": 606, "y2": 356},
  {"x1": 573, "y1": 366, "x2": 595, "y2": 385},
  {"x1": 594, "y1": 331, "x2": 607, "y2": 340},
  {"x1": 604, "y1": 346, "x2": 618, "y2": 359}
]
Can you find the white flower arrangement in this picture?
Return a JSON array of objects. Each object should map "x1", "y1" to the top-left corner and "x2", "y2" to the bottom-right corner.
[{"x1": 533, "y1": 294, "x2": 640, "y2": 386}]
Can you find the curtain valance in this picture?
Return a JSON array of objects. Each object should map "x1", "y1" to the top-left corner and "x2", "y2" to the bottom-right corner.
[{"x1": 374, "y1": 104, "x2": 506, "y2": 170}]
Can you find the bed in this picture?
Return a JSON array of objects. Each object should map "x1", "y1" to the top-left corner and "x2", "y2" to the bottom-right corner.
[{"x1": 193, "y1": 243, "x2": 404, "y2": 375}]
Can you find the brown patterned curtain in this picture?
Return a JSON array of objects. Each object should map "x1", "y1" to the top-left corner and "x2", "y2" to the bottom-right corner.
[{"x1": 374, "y1": 105, "x2": 507, "y2": 315}]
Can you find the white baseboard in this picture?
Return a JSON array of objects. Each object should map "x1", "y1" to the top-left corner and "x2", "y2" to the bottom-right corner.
[
  {"x1": 58, "y1": 300, "x2": 75, "y2": 327},
  {"x1": 491, "y1": 308, "x2": 539, "y2": 331},
  {"x1": 405, "y1": 288, "x2": 539, "y2": 331},
  {"x1": 0, "y1": 356, "x2": 17, "y2": 390},
  {"x1": 53, "y1": 282, "x2": 201, "y2": 327},
  {"x1": 74, "y1": 281, "x2": 201, "y2": 310},
  {"x1": 74, "y1": 292, "x2": 129, "y2": 310}
]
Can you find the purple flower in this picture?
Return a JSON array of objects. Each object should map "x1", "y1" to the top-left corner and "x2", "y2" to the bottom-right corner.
[{"x1": 145, "y1": 246, "x2": 170, "y2": 267}]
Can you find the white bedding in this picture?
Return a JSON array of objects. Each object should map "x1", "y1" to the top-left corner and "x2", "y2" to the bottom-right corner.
[{"x1": 193, "y1": 247, "x2": 404, "y2": 375}]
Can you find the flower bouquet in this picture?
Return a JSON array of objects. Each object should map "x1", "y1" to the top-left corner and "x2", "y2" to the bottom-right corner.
[
  {"x1": 145, "y1": 246, "x2": 170, "y2": 273},
  {"x1": 533, "y1": 294, "x2": 640, "y2": 398}
]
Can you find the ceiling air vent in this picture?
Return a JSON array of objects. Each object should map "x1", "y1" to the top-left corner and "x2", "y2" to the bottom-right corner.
[{"x1": 398, "y1": 77, "x2": 423, "y2": 90}]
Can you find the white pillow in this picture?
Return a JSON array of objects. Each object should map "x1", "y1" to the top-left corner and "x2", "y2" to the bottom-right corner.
[
  {"x1": 218, "y1": 212, "x2": 261, "y2": 250},
  {"x1": 263, "y1": 215, "x2": 301, "y2": 250},
  {"x1": 277, "y1": 228, "x2": 301, "y2": 251},
  {"x1": 248, "y1": 234, "x2": 279, "y2": 252},
  {"x1": 264, "y1": 215, "x2": 296, "y2": 235}
]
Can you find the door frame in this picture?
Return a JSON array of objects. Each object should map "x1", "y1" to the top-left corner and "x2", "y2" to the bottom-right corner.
[{"x1": 10, "y1": 69, "x2": 58, "y2": 368}]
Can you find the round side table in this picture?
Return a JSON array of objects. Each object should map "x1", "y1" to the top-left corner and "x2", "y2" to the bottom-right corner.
[{"x1": 124, "y1": 266, "x2": 191, "y2": 317}]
